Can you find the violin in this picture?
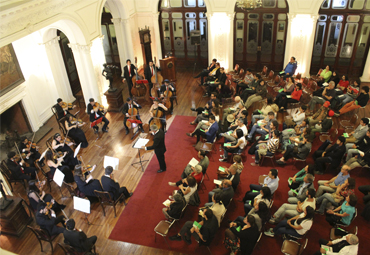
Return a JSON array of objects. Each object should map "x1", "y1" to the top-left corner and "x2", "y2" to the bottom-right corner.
[
  {"x1": 53, "y1": 151, "x2": 64, "y2": 160},
  {"x1": 125, "y1": 103, "x2": 139, "y2": 129},
  {"x1": 61, "y1": 102, "x2": 73, "y2": 109},
  {"x1": 71, "y1": 117, "x2": 83, "y2": 125},
  {"x1": 131, "y1": 57, "x2": 147, "y2": 98},
  {"x1": 94, "y1": 102, "x2": 105, "y2": 112},
  {"x1": 14, "y1": 142, "x2": 31, "y2": 167},
  {"x1": 44, "y1": 202, "x2": 53, "y2": 215},
  {"x1": 150, "y1": 57, "x2": 163, "y2": 98}
]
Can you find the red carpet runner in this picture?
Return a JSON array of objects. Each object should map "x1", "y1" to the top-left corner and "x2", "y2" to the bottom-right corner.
[{"x1": 109, "y1": 115, "x2": 370, "y2": 254}]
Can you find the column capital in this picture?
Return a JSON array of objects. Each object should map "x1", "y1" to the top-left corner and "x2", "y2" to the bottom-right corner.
[
  {"x1": 68, "y1": 43, "x2": 91, "y2": 53},
  {"x1": 40, "y1": 36, "x2": 60, "y2": 47}
]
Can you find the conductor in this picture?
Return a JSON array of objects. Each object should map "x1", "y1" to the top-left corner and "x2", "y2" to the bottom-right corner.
[{"x1": 142, "y1": 124, "x2": 167, "y2": 173}]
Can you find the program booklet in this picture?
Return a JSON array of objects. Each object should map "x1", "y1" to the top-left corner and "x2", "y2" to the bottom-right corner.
[{"x1": 188, "y1": 157, "x2": 199, "y2": 167}]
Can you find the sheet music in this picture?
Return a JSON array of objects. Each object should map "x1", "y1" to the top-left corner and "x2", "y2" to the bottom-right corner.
[
  {"x1": 133, "y1": 138, "x2": 150, "y2": 149},
  {"x1": 163, "y1": 199, "x2": 171, "y2": 207},
  {"x1": 73, "y1": 196, "x2": 91, "y2": 214},
  {"x1": 74, "y1": 143, "x2": 81, "y2": 158},
  {"x1": 39, "y1": 148, "x2": 49, "y2": 161},
  {"x1": 53, "y1": 168, "x2": 65, "y2": 187},
  {"x1": 188, "y1": 158, "x2": 199, "y2": 167},
  {"x1": 214, "y1": 179, "x2": 222, "y2": 185},
  {"x1": 104, "y1": 156, "x2": 119, "y2": 170}
]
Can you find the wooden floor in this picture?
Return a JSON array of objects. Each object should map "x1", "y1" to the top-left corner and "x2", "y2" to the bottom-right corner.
[{"x1": 1, "y1": 67, "x2": 369, "y2": 255}]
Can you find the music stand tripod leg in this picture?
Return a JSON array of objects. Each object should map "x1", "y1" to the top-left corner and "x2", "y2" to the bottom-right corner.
[{"x1": 131, "y1": 148, "x2": 149, "y2": 172}]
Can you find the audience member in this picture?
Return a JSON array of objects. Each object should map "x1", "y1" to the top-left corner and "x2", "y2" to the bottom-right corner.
[
  {"x1": 172, "y1": 175, "x2": 197, "y2": 204},
  {"x1": 276, "y1": 134, "x2": 311, "y2": 165},
  {"x1": 206, "y1": 180, "x2": 234, "y2": 207},
  {"x1": 252, "y1": 129, "x2": 280, "y2": 166},
  {"x1": 281, "y1": 56, "x2": 297, "y2": 79},
  {"x1": 220, "y1": 129, "x2": 247, "y2": 162},
  {"x1": 243, "y1": 169, "x2": 279, "y2": 201},
  {"x1": 307, "y1": 82, "x2": 336, "y2": 115},
  {"x1": 244, "y1": 79, "x2": 267, "y2": 109},
  {"x1": 315, "y1": 165, "x2": 351, "y2": 197},
  {"x1": 244, "y1": 186, "x2": 272, "y2": 215},
  {"x1": 339, "y1": 79, "x2": 360, "y2": 105},
  {"x1": 287, "y1": 174, "x2": 314, "y2": 204},
  {"x1": 325, "y1": 194, "x2": 357, "y2": 226},
  {"x1": 288, "y1": 164, "x2": 315, "y2": 190},
  {"x1": 162, "y1": 193, "x2": 186, "y2": 220},
  {"x1": 314, "y1": 234, "x2": 358, "y2": 255},
  {"x1": 313, "y1": 137, "x2": 346, "y2": 174},
  {"x1": 181, "y1": 150, "x2": 209, "y2": 178},
  {"x1": 250, "y1": 97, "x2": 278, "y2": 125},
  {"x1": 336, "y1": 86, "x2": 369, "y2": 116}
]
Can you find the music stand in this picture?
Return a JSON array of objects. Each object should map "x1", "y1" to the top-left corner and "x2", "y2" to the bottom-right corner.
[
  {"x1": 91, "y1": 117, "x2": 103, "y2": 141},
  {"x1": 73, "y1": 196, "x2": 100, "y2": 226},
  {"x1": 134, "y1": 79, "x2": 149, "y2": 100},
  {"x1": 131, "y1": 136, "x2": 150, "y2": 172},
  {"x1": 53, "y1": 169, "x2": 67, "y2": 199},
  {"x1": 127, "y1": 118, "x2": 143, "y2": 140}
]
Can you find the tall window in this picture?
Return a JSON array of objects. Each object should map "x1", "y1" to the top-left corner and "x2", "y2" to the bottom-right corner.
[
  {"x1": 101, "y1": 7, "x2": 120, "y2": 66},
  {"x1": 311, "y1": 0, "x2": 370, "y2": 77},
  {"x1": 159, "y1": 0, "x2": 207, "y2": 66}
]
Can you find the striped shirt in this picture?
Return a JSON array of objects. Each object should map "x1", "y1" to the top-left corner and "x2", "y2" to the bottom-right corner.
[{"x1": 267, "y1": 138, "x2": 279, "y2": 153}]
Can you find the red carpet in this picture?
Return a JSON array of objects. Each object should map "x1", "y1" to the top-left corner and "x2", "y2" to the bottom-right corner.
[{"x1": 109, "y1": 115, "x2": 370, "y2": 254}]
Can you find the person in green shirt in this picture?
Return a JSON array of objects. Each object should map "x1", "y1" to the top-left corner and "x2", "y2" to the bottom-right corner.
[
  {"x1": 288, "y1": 164, "x2": 315, "y2": 190},
  {"x1": 318, "y1": 65, "x2": 332, "y2": 86}
]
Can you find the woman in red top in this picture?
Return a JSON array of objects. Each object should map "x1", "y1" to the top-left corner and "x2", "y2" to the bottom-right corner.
[
  {"x1": 168, "y1": 165, "x2": 203, "y2": 187},
  {"x1": 336, "y1": 75, "x2": 349, "y2": 94},
  {"x1": 278, "y1": 83, "x2": 303, "y2": 111}
]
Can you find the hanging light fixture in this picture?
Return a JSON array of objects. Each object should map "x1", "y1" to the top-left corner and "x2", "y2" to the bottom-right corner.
[{"x1": 236, "y1": 0, "x2": 263, "y2": 11}]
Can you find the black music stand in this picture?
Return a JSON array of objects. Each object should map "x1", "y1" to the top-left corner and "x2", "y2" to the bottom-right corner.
[{"x1": 131, "y1": 136, "x2": 149, "y2": 172}]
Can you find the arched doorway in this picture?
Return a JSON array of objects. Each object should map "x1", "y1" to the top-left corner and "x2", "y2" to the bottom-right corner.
[
  {"x1": 101, "y1": 7, "x2": 120, "y2": 67},
  {"x1": 159, "y1": 0, "x2": 208, "y2": 66},
  {"x1": 233, "y1": 0, "x2": 289, "y2": 71},
  {"x1": 310, "y1": 0, "x2": 370, "y2": 78}
]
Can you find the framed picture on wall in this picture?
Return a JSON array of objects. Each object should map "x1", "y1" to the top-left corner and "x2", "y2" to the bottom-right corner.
[
  {"x1": 278, "y1": 23, "x2": 285, "y2": 32},
  {"x1": 0, "y1": 43, "x2": 25, "y2": 97}
]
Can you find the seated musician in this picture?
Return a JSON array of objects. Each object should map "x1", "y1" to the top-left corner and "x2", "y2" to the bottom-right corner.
[
  {"x1": 7, "y1": 151, "x2": 36, "y2": 181},
  {"x1": 36, "y1": 203, "x2": 66, "y2": 236},
  {"x1": 186, "y1": 115, "x2": 219, "y2": 145},
  {"x1": 65, "y1": 114, "x2": 88, "y2": 148},
  {"x1": 64, "y1": 219, "x2": 97, "y2": 253},
  {"x1": 45, "y1": 150, "x2": 74, "y2": 183},
  {"x1": 27, "y1": 180, "x2": 66, "y2": 212},
  {"x1": 55, "y1": 98, "x2": 76, "y2": 120},
  {"x1": 87, "y1": 98, "x2": 106, "y2": 115},
  {"x1": 19, "y1": 137, "x2": 43, "y2": 167},
  {"x1": 74, "y1": 166, "x2": 103, "y2": 201},
  {"x1": 160, "y1": 79, "x2": 176, "y2": 115},
  {"x1": 90, "y1": 103, "x2": 109, "y2": 133},
  {"x1": 52, "y1": 133, "x2": 79, "y2": 169},
  {"x1": 122, "y1": 97, "x2": 144, "y2": 134},
  {"x1": 101, "y1": 166, "x2": 133, "y2": 201},
  {"x1": 149, "y1": 98, "x2": 167, "y2": 131}
]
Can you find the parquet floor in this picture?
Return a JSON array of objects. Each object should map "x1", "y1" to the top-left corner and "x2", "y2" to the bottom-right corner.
[{"x1": 0, "y1": 67, "x2": 369, "y2": 255}]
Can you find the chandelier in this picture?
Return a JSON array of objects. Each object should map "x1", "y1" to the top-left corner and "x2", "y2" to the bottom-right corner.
[{"x1": 236, "y1": 0, "x2": 263, "y2": 10}]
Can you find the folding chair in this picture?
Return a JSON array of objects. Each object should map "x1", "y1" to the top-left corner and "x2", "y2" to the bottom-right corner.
[
  {"x1": 281, "y1": 238, "x2": 308, "y2": 255},
  {"x1": 94, "y1": 190, "x2": 126, "y2": 217},
  {"x1": 329, "y1": 225, "x2": 357, "y2": 241}
]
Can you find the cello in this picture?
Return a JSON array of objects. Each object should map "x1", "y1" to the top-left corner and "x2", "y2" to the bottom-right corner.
[
  {"x1": 149, "y1": 107, "x2": 163, "y2": 130},
  {"x1": 125, "y1": 102, "x2": 139, "y2": 130},
  {"x1": 162, "y1": 83, "x2": 173, "y2": 111},
  {"x1": 150, "y1": 57, "x2": 163, "y2": 98},
  {"x1": 131, "y1": 57, "x2": 147, "y2": 98}
]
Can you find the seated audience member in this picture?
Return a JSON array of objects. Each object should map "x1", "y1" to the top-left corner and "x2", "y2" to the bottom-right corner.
[
  {"x1": 281, "y1": 119, "x2": 309, "y2": 145},
  {"x1": 279, "y1": 83, "x2": 303, "y2": 111},
  {"x1": 217, "y1": 164, "x2": 240, "y2": 191},
  {"x1": 206, "y1": 180, "x2": 234, "y2": 208},
  {"x1": 221, "y1": 118, "x2": 248, "y2": 142},
  {"x1": 317, "y1": 65, "x2": 332, "y2": 86},
  {"x1": 252, "y1": 130, "x2": 280, "y2": 166},
  {"x1": 283, "y1": 105, "x2": 306, "y2": 130},
  {"x1": 307, "y1": 101, "x2": 330, "y2": 127},
  {"x1": 220, "y1": 129, "x2": 247, "y2": 162},
  {"x1": 7, "y1": 151, "x2": 36, "y2": 182},
  {"x1": 282, "y1": 125, "x2": 310, "y2": 152},
  {"x1": 313, "y1": 137, "x2": 346, "y2": 174},
  {"x1": 224, "y1": 215, "x2": 260, "y2": 255},
  {"x1": 221, "y1": 96, "x2": 243, "y2": 125},
  {"x1": 216, "y1": 81, "x2": 232, "y2": 99},
  {"x1": 101, "y1": 166, "x2": 133, "y2": 201},
  {"x1": 181, "y1": 150, "x2": 209, "y2": 178},
  {"x1": 358, "y1": 185, "x2": 370, "y2": 204},
  {"x1": 339, "y1": 79, "x2": 361, "y2": 105},
  {"x1": 172, "y1": 175, "x2": 197, "y2": 204},
  {"x1": 36, "y1": 203, "x2": 66, "y2": 236},
  {"x1": 204, "y1": 62, "x2": 220, "y2": 83},
  {"x1": 217, "y1": 155, "x2": 243, "y2": 179},
  {"x1": 325, "y1": 194, "x2": 357, "y2": 226},
  {"x1": 193, "y1": 58, "x2": 217, "y2": 85},
  {"x1": 336, "y1": 86, "x2": 369, "y2": 116},
  {"x1": 281, "y1": 56, "x2": 297, "y2": 79},
  {"x1": 315, "y1": 177, "x2": 355, "y2": 215},
  {"x1": 264, "y1": 206, "x2": 314, "y2": 238},
  {"x1": 344, "y1": 146, "x2": 370, "y2": 170},
  {"x1": 247, "y1": 112, "x2": 276, "y2": 140},
  {"x1": 274, "y1": 76, "x2": 295, "y2": 106},
  {"x1": 244, "y1": 186, "x2": 272, "y2": 215},
  {"x1": 169, "y1": 208, "x2": 218, "y2": 246},
  {"x1": 191, "y1": 92, "x2": 217, "y2": 116},
  {"x1": 329, "y1": 70, "x2": 340, "y2": 87},
  {"x1": 244, "y1": 79, "x2": 268, "y2": 110},
  {"x1": 309, "y1": 110, "x2": 334, "y2": 141},
  {"x1": 204, "y1": 65, "x2": 224, "y2": 97},
  {"x1": 200, "y1": 192, "x2": 226, "y2": 227},
  {"x1": 74, "y1": 167, "x2": 103, "y2": 199},
  {"x1": 344, "y1": 118, "x2": 369, "y2": 149},
  {"x1": 336, "y1": 74, "x2": 349, "y2": 93},
  {"x1": 251, "y1": 97, "x2": 278, "y2": 125},
  {"x1": 269, "y1": 189, "x2": 316, "y2": 224},
  {"x1": 241, "y1": 74, "x2": 261, "y2": 101},
  {"x1": 276, "y1": 134, "x2": 311, "y2": 165},
  {"x1": 287, "y1": 174, "x2": 314, "y2": 204},
  {"x1": 243, "y1": 169, "x2": 279, "y2": 201},
  {"x1": 27, "y1": 180, "x2": 66, "y2": 212},
  {"x1": 288, "y1": 164, "x2": 315, "y2": 190},
  {"x1": 187, "y1": 115, "x2": 219, "y2": 144},
  {"x1": 307, "y1": 82, "x2": 336, "y2": 115},
  {"x1": 169, "y1": 165, "x2": 203, "y2": 187},
  {"x1": 162, "y1": 193, "x2": 186, "y2": 220},
  {"x1": 314, "y1": 234, "x2": 359, "y2": 255},
  {"x1": 315, "y1": 165, "x2": 351, "y2": 197},
  {"x1": 236, "y1": 68, "x2": 254, "y2": 95},
  {"x1": 190, "y1": 98, "x2": 220, "y2": 125},
  {"x1": 64, "y1": 219, "x2": 97, "y2": 253}
]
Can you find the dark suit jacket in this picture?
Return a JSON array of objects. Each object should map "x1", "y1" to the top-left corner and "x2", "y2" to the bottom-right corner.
[
  {"x1": 160, "y1": 84, "x2": 176, "y2": 95},
  {"x1": 101, "y1": 175, "x2": 121, "y2": 200},
  {"x1": 217, "y1": 72, "x2": 227, "y2": 85},
  {"x1": 36, "y1": 213, "x2": 61, "y2": 236},
  {"x1": 86, "y1": 103, "x2": 94, "y2": 114},
  {"x1": 123, "y1": 64, "x2": 136, "y2": 80},
  {"x1": 6, "y1": 159, "x2": 23, "y2": 179},
  {"x1": 74, "y1": 176, "x2": 103, "y2": 197},
  {"x1": 122, "y1": 102, "x2": 142, "y2": 115},
  {"x1": 64, "y1": 229, "x2": 94, "y2": 252},
  {"x1": 89, "y1": 110, "x2": 105, "y2": 122},
  {"x1": 55, "y1": 104, "x2": 72, "y2": 120},
  {"x1": 221, "y1": 186, "x2": 234, "y2": 207},
  {"x1": 326, "y1": 144, "x2": 346, "y2": 161},
  {"x1": 146, "y1": 129, "x2": 166, "y2": 155},
  {"x1": 144, "y1": 65, "x2": 159, "y2": 83},
  {"x1": 205, "y1": 122, "x2": 219, "y2": 142}
]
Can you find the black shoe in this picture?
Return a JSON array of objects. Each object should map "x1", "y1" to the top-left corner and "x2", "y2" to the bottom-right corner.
[
  {"x1": 125, "y1": 130, "x2": 129, "y2": 135},
  {"x1": 186, "y1": 133, "x2": 193, "y2": 137},
  {"x1": 169, "y1": 234, "x2": 182, "y2": 241},
  {"x1": 94, "y1": 129, "x2": 99, "y2": 134},
  {"x1": 157, "y1": 169, "x2": 166, "y2": 173},
  {"x1": 190, "y1": 108, "x2": 196, "y2": 111},
  {"x1": 276, "y1": 160, "x2": 286, "y2": 165},
  {"x1": 102, "y1": 129, "x2": 108, "y2": 133},
  {"x1": 182, "y1": 236, "x2": 192, "y2": 244},
  {"x1": 315, "y1": 210, "x2": 324, "y2": 215}
]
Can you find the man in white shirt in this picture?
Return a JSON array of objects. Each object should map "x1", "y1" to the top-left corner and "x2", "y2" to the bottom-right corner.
[
  {"x1": 316, "y1": 234, "x2": 359, "y2": 255},
  {"x1": 221, "y1": 118, "x2": 248, "y2": 142},
  {"x1": 344, "y1": 118, "x2": 369, "y2": 151},
  {"x1": 283, "y1": 105, "x2": 307, "y2": 129}
]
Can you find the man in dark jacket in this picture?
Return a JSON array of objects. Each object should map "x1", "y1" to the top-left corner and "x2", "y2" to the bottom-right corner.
[
  {"x1": 313, "y1": 136, "x2": 346, "y2": 174},
  {"x1": 36, "y1": 203, "x2": 66, "y2": 236},
  {"x1": 143, "y1": 124, "x2": 167, "y2": 173},
  {"x1": 90, "y1": 103, "x2": 109, "y2": 133},
  {"x1": 64, "y1": 219, "x2": 97, "y2": 252},
  {"x1": 54, "y1": 98, "x2": 75, "y2": 120},
  {"x1": 144, "y1": 60, "x2": 159, "y2": 97},
  {"x1": 122, "y1": 97, "x2": 144, "y2": 134},
  {"x1": 6, "y1": 152, "x2": 36, "y2": 181},
  {"x1": 122, "y1": 59, "x2": 137, "y2": 98},
  {"x1": 101, "y1": 166, "x2": 132, "y2": 200},
  {"x1": 205, "y1": 179, "x2": 234, "y2": 207},
  {"x1": 277, "y1": 134, "x2": 312, "y2": 165}
]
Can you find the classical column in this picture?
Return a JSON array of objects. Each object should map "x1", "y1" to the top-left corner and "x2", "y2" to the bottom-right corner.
[
  {"x1": 151, "y1": 12, "x2": 163, "y2": 60},
  {"x1": 361, "y1": 48, "x2": 370, "y2": 82},
  {"x1": 121, "y1": 17, "x2": 135, "y2": 65},
  {"x1": 111, "y1": 18, "x2": 128, "y2": 69},
  {"x1": 68, "y1": 43, "x2": 101, "y2": 105}
]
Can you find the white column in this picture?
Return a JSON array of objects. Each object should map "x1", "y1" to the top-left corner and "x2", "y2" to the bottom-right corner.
[
  {"x1": 111, "y1": 18, "x2": 128, "y2": 70},
  {"x1": 284, "y1": 13, "x2": 318, "y2": 77},
  {"x1": 360, "y1": 49, "x2": 370, "y2": 82},
  {"x1": 43, "y1": 36, "x2": 75, "y2": 103},
  {"x1": 151, "y1": 12, "x2": 163, "y2": 60},
  {"x1": 121, "y1": 17, "x2": 136, "y2": 65},
  {"x1": 68, "y1": 43, "x2": 101, "y2": 105}
]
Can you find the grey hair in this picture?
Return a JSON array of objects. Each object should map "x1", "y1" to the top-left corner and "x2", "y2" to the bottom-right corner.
[
  {"x1": 348, "y1": 234, "x2": 359, "y2": 245},
  {"x1": 329, "y1": 81, "x2": 335, "y2": 87},
  {"x1": 173, "y1": 193, "x2": 183, "y2": 203},
  {"x1": 305, "y1": 173, "x2": 314, "y2": 183},
  {"x1": 194, "y1": 165, "x2": 202, "y2": 174},
  {"x1": 150, "y1": 124, "x2": 158, "y2": 131}
]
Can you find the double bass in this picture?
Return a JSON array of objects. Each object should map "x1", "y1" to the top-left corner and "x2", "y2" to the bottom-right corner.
[
  {"x1": 162, "y1": 84, "x2": 173, "y2": 110},
  {"x1": 131, "y1": 57, "x2": 147, "y2": 97},
  {"x1": 150, "y1": 57, "x2": 163, "y2": 98}
]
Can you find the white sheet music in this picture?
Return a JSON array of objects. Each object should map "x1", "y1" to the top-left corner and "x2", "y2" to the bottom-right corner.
[
  {"x1": 73, "y1": 196, "x2": 91, "y2": 214},
  {"x1": 213, "y1": 179, "x2": 222, "y2": 185},
  {"x1": 188, "y1": 158, "x2": 199, "y2": 167},
  {"x1": 104, "y1": 156, "x2": 119, "y2": 170},
  {"x1": 163, "y1": 199, "x2": 171, "y2": 207},
  {"x1": 133, "y1": 138, "x2": 150, "y2": 149},
  {"x1": 53, "y1": 168, "x2": 65, "y2": 187},
  {"x1": 74, "y1": 143, "x2": 81, "y2": 158},
  {"x1": 39, "y1": 148, "x2": 49, "y2": 161}
]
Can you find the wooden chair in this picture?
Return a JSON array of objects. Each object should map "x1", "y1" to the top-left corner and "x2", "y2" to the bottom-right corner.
[
  {"x1": 198, "y1": 175, "x2": 206, "y2": 193},
  {"x1": 319, "y1": 129, "x2": 338, "y2": 143},
  {"x1": 291, "y1": 147, "x2": 311, "y2": 170},
  {"x1": 195, "y1": 137, "x2": 217, "y2": 161},
  {"x1": 268, "y1": 74, "x2": 280, "y2": 87},
  {"x1": 260, "y1": 153, "x2": 276, "y2": 167},
  {"x1": 258, "y1": 175, "x2": 268, "y2": 185},
  {"x1": 263, "y1": 70, "x2": 274, "y2": 83},
  {"x1": 57, "y1": 242, "x2": 97, "y2": 255},
  {"x1": 94, "y1": 190, "x2": 125, "y2": 217},
  {"x1": 340, "y1": 113, "x2": 358, "y2": 130},
  {"x1": 65, "y1": 182, "x2": 78, "y2": 198},
  {"x1": 329, "y1": 226, "x2": 357, "y2": 241},
  {"x1": 311, "y1": 69, "x2": 323, "y2": 81},
  {"x1": 27, "y1": 225, "x2": 60, "y2": 253},
  {"x1": 35, "y1": 161, "x2": 52, "y2": 192},
  {"x1": 294, "y1": 73, "x2": 302, "y2": 81},
  {"x1": 0, "y1": 160, "x2": 26, "y2": 191},
  {"x1": 281, "y1": 238, "x2": 308, "y2": 255}
]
